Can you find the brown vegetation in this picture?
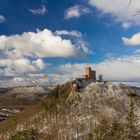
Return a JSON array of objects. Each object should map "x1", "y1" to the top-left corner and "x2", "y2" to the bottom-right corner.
[{"x1": 0, "y1": 82, "x2": 140, "y2": 140}]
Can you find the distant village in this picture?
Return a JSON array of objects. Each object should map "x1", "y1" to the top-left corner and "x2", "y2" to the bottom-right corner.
[{"x1": 0, "y1": 108, "x2": 22, "y2": 122}]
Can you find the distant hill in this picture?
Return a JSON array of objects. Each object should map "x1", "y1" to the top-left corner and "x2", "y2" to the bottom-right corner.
[
  {"x1": 0, "y1": 85, "x2": 51, "y2": 109},
  {"x1": 130, "y1": 86, "x2": 140, "y2": 91},
  {"x1": 129, "y1": 86, "x2": 140, "y2": 96},
  {"x1": 0, "y1": 88, "x2": 9, "y2": 94},
  {"x1": 0, "y1": 81, "x2": 140, "y2": 140}
]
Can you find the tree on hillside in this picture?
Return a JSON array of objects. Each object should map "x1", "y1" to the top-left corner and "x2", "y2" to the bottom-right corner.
[{"x1": 126, "y1": 98, "x2": 140, "y2": 139}]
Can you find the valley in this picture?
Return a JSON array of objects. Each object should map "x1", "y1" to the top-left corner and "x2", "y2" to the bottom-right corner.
[{"x1": 0, "y1": 85, "x2": 51, "y2": 122}]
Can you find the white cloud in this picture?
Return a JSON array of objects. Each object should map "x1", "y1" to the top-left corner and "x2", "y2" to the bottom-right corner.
[
  {"x1": 76, "y1": 40, "x2": 92, "y2": 54},
  {"x1": 55, "y1": 30, "x2": 92, "y2": 54},
  {"x1": 58, "y1": 55, "x2": 140, "y2": 81},
  {"x1": 32, "y1": 58, "x2": 45, "y2": 70},
  {"x1": 2, "y1": 55, "x2": 140, "y2": 87},
  {"x1": 0, "y1": 28, "x2": 85, "y2": 59},
  {"x1": 0, "y1": 58, "x2": 45, "y2": 76},
  {"x1": 0, "y1": 28, "x2": 89, "y2": 76},
  {"x1": 122, "y1": 32, "x2": 140, "y2": 46},
  {"x1": 29, "y1": 5, "x2": 47, "y2": 15},
  {"x1": 0, "y1": 15, "x2": 5, "y2": 23},
  {"x1": 55, "y1": 30, "x2": 82, "y2": 38},
  {"x1": 89, "y1": 0, "x2": 140, "y2": 26},
  {"x1": 65, "y1": 5, "x2": 91, "y2": 19}
]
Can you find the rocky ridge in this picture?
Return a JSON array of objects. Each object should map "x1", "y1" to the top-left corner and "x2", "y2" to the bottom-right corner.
[{"x1": 0, "y1": 80, "x2": 140, "y2": 139}]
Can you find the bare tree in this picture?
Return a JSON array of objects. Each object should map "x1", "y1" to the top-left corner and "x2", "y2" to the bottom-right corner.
[
  {"x1": 128, "y1": 0, "x2": 140, "y2": 16},
  {"x1": 128, "y1": 0, "x2": 133, "y2": 6},
  {"x1": 133, "y1": 9, "x2": 140, "y2": 16}
]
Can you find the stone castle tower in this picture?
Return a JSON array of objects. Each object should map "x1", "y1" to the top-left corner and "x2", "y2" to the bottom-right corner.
[{"x1": 83, "y1": 67, "x2": 96, "y2": 80}]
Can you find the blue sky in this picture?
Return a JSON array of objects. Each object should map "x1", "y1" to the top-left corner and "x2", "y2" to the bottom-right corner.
[{"x1": 0, "y1": 0, "x2": 140, "y2": 86}]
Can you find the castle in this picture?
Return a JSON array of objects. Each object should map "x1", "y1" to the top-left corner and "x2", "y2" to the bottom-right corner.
[
  {"x1": 72, "y1": 67, "x2": 104, "y2": 92},
  {"x1": 83, "y1": 67, "x2": 96, "y2": 81}
]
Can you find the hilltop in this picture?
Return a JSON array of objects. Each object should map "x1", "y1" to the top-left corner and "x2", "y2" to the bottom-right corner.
[{"x1": 0, "y1": 80, "x2": 140, "y2": 140}]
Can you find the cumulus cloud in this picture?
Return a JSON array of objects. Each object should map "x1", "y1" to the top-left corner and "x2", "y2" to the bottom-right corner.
[
  {"x1": 29, "y1": 5, "x2": 47, "y2": 15},
  {"x1": 0, "y1": 29, "x2": 85, "y2": 59},
  {"x1": 55, "y1": 30, "x2": 92, "y2": 54},
  {"x1": 122, "y1": 32, "x2": 140, "y2": 46},
  {"x1": 88, "y1": 0, "x2": 140, "y2": 26},
  {"x1": 58, "y1": 55, "x2": 140, "y2": 81},
  {"x1": 0, "y1": 58, "x2": 45, "y2": 76},
  {"x1": 0, "y1": 15, "x2": 5, "y2": 23},
  {"x1": 0, "y1": 28, "x2": 89, "y2": 76},
  {"x1": 65, "y1": 5, "x2": 91, "y2": 19}
]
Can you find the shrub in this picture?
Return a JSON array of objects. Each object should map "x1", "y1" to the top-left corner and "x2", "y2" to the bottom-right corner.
[{"x1": 10, "y1": 128, "x2": 38, "y2": 140}]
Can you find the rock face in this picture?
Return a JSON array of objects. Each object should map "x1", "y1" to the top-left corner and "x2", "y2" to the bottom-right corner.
[
  {"x1": 0, "y1": 81, "x2": 140, "y2": 140},
  {"x1": 81, "y1": 82, "x2": 130, "y2": 99}
]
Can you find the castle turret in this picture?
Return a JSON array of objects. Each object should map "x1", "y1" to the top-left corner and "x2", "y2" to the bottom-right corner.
[{"x1": 83, "y1": 67, "x2": 96, "y2": 81}]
